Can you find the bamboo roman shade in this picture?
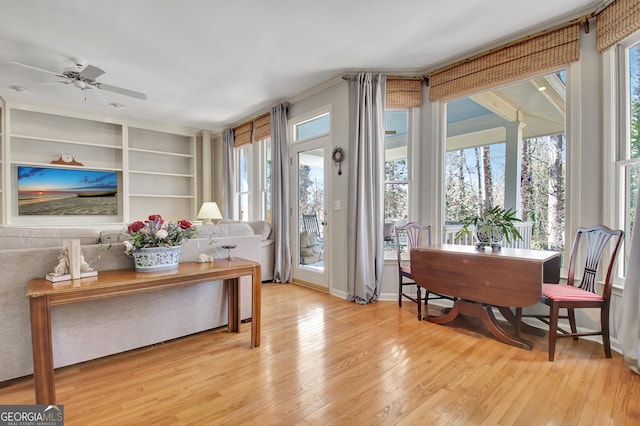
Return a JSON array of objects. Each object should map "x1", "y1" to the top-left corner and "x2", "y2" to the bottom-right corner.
[
  {"x1": 428, "y1": 23, "x2": 581, "y2": 101},
  {"x1": 233, "y1": 113, "x2": 271, "y2": 147},
  {"x1": 233, "y1": 122, "x2": 252, "y2": 147},
  {"x1": 253, "y1": 113, "x2": 271, "y2": 141},
  {"x1": 596, "y1": 0, "x2": 640, "y2": 52},
  {"x1": 386, "y1": 79, "x2": 422, "y2": 109}
]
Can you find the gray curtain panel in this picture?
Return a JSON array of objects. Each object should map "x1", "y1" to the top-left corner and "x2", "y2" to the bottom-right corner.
[
  {"x1": 618, "y1": 183, "x2": 640, "y2": 374},
  {"x1": 347, "y1": 73, "x2": 386, "y2": 303},
  {"x1": 271, "y1": 102, "x2": 292, "y2": 283},
  {"x1": 222, "y1": 128, "x2": 235, "y2": 219}
]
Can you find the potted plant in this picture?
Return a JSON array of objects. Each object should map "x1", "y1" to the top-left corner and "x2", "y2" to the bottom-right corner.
[
  {"x1": 123, "y1": 214, "x2": 198, "y2": 271},
  {"x1": 455, "y1": 205, "x2": 523, "y2": 248}
]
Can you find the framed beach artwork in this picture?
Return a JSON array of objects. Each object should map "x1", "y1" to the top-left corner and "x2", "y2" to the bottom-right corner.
[{"x1": 17, "y1": 166, "x2": 118, "y2": 216}]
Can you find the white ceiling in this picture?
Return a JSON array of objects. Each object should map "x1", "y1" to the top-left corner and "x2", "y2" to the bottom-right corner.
[{"x1": 0, "y1": 0, "x2": 602, "y2": 132}]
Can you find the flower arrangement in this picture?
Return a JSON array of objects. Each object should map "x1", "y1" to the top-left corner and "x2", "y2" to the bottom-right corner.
[{"x1": 123, "y1": 214, "x2": 197, "y2": 255}]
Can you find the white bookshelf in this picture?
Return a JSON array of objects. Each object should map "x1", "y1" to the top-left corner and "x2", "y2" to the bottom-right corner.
[
  {"x1": 0, "y1": 101, "x2": 198, "y2": 226},
  {"x1": 127, "y1": 127, "x2": 196, "y2": 221}
]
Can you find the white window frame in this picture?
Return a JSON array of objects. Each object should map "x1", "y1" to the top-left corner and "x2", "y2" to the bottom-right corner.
[
  {"x1": 603, "y1": 30, "x2": 640, "y2": 287},
  {"x1": 384, "y1": 107, "x2": 419, "y2": 260},
  {"x1": 234, "y1": 144, "x2": 252, "y2": 221},
  {"x1": 259, "y1": 138, "x2": 272, "y2": 222},
  {"x1": 433, "y1": 65, "x2": 578, "y2": 277},
  {"x1": 292, "y1": 108, "x2": 330, "y2": 143},
  {"x1": 233, "y1": 137, "x2": 272, "y2": 222}
]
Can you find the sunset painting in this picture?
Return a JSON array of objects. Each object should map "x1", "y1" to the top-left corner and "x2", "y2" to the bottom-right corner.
[{"x1": 18, "y1": 166, "x2": 118, "y2": 215}]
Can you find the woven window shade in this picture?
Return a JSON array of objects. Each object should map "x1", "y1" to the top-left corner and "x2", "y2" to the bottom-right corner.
[
  {"x1": 233, "y1": 122, "x2": 252, "y2": 147},
  {"x1": 596, "y1": 0, "x2": 640, "y2": 52},
  {"x1": 429, "y1": 23, "x2": 580, "y2": 102},
  {"x1": 253, "y1": 113, "x2": 271, "y2": 141},
  {"x1": 386, "y1": 79, "x2": 422, "y2": 108}
]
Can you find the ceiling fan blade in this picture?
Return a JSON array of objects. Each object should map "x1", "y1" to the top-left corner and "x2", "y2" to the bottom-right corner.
[
  {"x1": 8, "y1": 61, "x2": 66, "y2": 79},
  {"x1": 97, "y1": 83, "x2": 147, "y2": 100},
  {"x1": 80, "y1": 64, "x2": 105, "y2": 80},
  {"x1": 87, "y1": 85, "x2": 110, "y2": 103}
]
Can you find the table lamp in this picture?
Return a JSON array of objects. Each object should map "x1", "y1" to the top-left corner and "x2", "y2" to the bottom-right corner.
[{"x1": 197, "y1": 202, "x2": 223, "y2": 224}]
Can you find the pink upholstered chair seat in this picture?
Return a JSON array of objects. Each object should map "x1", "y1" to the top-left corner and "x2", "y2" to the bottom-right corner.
[
  {"x1": 400, "y1": 265, "x2": 411, "y2": 275},
  {"x1": 541, "y1": 284, "x2": 604, "y2": 302},
  {"x1": 521, "y1": 225, "x2": 624, "y2": 361}
]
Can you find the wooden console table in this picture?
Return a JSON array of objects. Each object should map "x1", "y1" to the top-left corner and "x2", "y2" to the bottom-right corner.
[
  {"x1": 410, "y1": 244, "x2": 560, "y2": 350},
  {"x1": 27, "y1": 259, "x2": 261, "y2": 404}
]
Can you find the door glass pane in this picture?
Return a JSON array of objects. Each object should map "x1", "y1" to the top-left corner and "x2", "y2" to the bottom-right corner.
[{"x1": 298, "y1": 148, "x2": 324, "y2": 271}]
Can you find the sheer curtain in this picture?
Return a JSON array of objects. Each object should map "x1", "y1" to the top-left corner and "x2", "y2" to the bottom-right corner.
[
  {"x1": 271, "y1": 103, "x2": 291, "y2": 283},
  {"x1": 618, "y1": 184, "x2": 640, "y2": 374},
  {"x1": 222, "y1": 128, "x2": 235, "y2": 219},
  {"x1": 346, "y1": 73, "x2": 386, "y2": 304}
]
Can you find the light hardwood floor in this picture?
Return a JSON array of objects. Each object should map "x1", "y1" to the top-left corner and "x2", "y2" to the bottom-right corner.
[{"x1": 1, "y1": 283, "x2": 640, "y2": 425}]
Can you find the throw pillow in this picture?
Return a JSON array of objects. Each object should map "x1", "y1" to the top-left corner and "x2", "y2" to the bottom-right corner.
[{"x1": 300, "y1": 231, "x2": 310, "y2": 248}]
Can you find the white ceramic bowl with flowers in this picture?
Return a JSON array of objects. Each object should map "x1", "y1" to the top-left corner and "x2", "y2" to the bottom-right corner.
[{"x1": 123, "y1": 214, "x2": 198, "y2": 256}]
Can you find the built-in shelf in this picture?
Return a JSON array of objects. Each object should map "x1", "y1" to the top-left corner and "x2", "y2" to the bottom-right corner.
[
  {"x1": 129, "y1": 170, "x2": 193, "y2": 178},
  {"x1": 128, "y1": 147, "x2": 193, "y2": 158},
  {"x1": 12, "y1": 161, "x2": 123, "y2": 172},
  {"x1": 11, "y1": 134, "x2": 123, "y2": 150},
  {"x1": 1, "y1": 102, "x2": 198, "y2": 225},
  {"x1": 129, "y1": 194, "x2": 195, "y2": 199}
]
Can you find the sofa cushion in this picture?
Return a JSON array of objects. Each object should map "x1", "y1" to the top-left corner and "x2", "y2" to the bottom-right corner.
[
  {"x1": 196, "y1": 223, "x2": 254, "y2": 238},
  {"x1": 0, "y1": 227, "x2": 99, "y2": 250},
  {"x1": 219, "y1": 220, "x2": 272, "y2": 241},
  {"x1": 246, "y1": 220, "x2": 272, "y2": 241}
]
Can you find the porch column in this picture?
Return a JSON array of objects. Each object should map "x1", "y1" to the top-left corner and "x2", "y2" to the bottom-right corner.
[{"x1": 504, "y1": 121, "x2": 526, "y2": 214}]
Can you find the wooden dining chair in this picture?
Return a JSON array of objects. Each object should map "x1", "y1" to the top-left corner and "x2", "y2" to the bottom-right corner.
[
  {"x1": 395, "y1": 222, "x2": 452, "y2": 320},
  {"x1": 524, "y1": 225, "x2": 623, "y2": 361}
]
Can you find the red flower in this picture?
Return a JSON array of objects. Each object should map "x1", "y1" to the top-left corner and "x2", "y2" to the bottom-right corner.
[
  {"x1": 127, "y1": 221, "x2": 145, "y2": 233},
  {"x1": 148, "y1": 214, "x2": 164, "y2": 224},
  {"x1": 178, "y1": 219, "x2": 192, "y2": 229}
]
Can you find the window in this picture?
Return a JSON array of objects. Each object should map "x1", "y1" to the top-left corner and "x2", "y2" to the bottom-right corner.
[
  {"x1": 384, "y1": 110, "x2": 410, "y2": 248},
  {"x1": 294, "y1": 112, "x2": 330, "y2": 142},
  {"x1": 444, "y1": 71, "x2": 567, "y2": 252},
  {"x1": 233, "y1": 138, "x2": 272, "y2": 223},
  {"x1": 261, "y1": 138, "x2": 272, "y2": 222},
  {"x1": 616, "y1": 34, "x2": 640, "y2": 277},
  {"x1": 235, "y1": 146, "x2": 251, "y2": 221}
]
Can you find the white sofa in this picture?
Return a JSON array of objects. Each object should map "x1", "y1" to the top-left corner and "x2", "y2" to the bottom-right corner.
[
  {"x1": 0, "y1": 223, "x2": 261, "y2": 383},
  {"x1": 218, "y1": 220, "x2": 274, "y2": 281}
]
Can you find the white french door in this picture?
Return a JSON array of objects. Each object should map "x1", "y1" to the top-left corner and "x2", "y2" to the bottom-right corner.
[{"x1": 291, "y1": 136, "x2": 329, "y2": 290}]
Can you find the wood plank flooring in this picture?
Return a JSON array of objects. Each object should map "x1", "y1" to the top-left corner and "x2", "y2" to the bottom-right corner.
[{"x1": 2, "y1": 283, "x2": 640, "y2": 425}]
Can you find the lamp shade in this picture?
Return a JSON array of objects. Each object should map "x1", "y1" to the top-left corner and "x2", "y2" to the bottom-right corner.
[{"x1": 197, "y1": 202, "x2": 222, "y2": 222}]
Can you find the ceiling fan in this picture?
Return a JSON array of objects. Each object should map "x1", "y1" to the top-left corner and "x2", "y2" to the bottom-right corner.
[{"x1": 9, "y1": 57, "x2": 147, "y2": 101}]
